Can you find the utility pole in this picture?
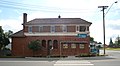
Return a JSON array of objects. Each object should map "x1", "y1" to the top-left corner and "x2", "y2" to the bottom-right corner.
[
  {"x1": 98, "y1": 1, "x2": 118, "y2": 55},
  {"x1": 98, "y1": 6, "x2": 108, "y2": 55}
]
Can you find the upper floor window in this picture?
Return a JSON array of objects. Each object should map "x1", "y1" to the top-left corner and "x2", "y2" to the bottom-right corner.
[
  {"x1": 76, "y1": 26, "x2": 87, "y2": 32},
  {"x1": 76, "y1": 25, "x2": 79, "y2": 32},
  {"x1": 79, "y1": 26, "x2": 86, "y2": 32},
  {"x1": 87, "y1": 26, "x2": 89, "y2": 31},
  {"x1": 39, "y1": 26, "x2": 43, "y2": 32},
  {"x1": 62, "y1": 25, "x2": 67, "y2": 32},
  {"x1": 28, "y1": 26, "x2": 32, "y2": 33},
  {"x1": 51, "y1": 25, "x2": 55, "y2": 33}
]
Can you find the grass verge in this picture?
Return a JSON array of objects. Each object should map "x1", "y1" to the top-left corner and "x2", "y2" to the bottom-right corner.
[{"x1": 105, "y1": 48, "x2": 120, "y2": 51}]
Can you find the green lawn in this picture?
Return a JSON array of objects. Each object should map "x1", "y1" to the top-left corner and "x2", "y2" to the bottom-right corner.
[{"x1": 105, "y1": 48, "x2": 120, "y2": 51}]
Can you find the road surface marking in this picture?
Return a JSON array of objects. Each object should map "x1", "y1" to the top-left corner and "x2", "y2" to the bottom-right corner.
[{"x1": 54, "y1": 60, "x2": 94, "y2": 66}]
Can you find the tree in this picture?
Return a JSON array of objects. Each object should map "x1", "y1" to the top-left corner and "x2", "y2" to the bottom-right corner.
[
  {"x1": 28, "y1": 40, "x2": 42, "y2": 56},
  {"x1": 5, "y1": 30, "x2": 13, "y2": 38},
  {"x1": 90, "y1": 37, "x2": 94, "y2": 42},
  {"x1": 0, "y1": 26, "x2": 10, "y2": 50},
  {"x1": 114, "y1": 36, "x2": 120, "y2": 47},
  {"x1": 0, "y1": 26, "x2": 10, "y2": 56},
  {"x1": 109, "y1": 38, "x2": 113, "y2": 47}
]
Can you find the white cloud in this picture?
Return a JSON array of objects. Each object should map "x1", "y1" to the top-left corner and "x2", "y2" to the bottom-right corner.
[
  {"x1": 44, "y1": 0, "x2": 96, "y2": 10},
  {"x1": 0, "y1": 19, "x2": 23, "y2": 33},
  {"x1": 1, "y1": 0, "x2": 120, "y2": 44},
  {"x1": 90, "y1": 21, "x2": 103, "y2": 42},
  {"x1": 90, "y1": 19, "x2": 120, "y2": 44},
  {"x1": 20, "y1": 0, "x2": 120, "y2": 44}
]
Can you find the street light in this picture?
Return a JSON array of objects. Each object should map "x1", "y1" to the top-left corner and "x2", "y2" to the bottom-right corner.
[
  {"x1": 105, "y1": 1, "x2": 118, "y2": 15},
  {"x1": 98, "y1": 1, "x2": 117, "y2": 55}
]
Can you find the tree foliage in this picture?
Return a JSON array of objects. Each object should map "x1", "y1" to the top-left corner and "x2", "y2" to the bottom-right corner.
[
  {"x1": 0, "y1": 26, "x2": 10, "y2": 50},
  {"x1": 28, "y1": 40, "x2": 42, "y2": 55},
  {"x1": 109, "y1": 38, "x2": 113, "y2": 47},
  {"x1": 90, "y1": 37, "x2": 94, "y2": 42},
  {"x1": 5, "y1": 30, "x2": 13, "y2": 38}
]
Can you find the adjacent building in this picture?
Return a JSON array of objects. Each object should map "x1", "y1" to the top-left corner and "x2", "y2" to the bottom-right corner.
[{"x1": 12, "y1": 13, "x2": 92, "y2": 57}]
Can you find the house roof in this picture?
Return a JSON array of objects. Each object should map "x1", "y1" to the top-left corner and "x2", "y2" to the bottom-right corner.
[
  {"x1": 11, "y1": 30, "x2": 25, "y2": 37},
  {"x1": 25, "y1": 18, "x2": 92, "y2": 25}
]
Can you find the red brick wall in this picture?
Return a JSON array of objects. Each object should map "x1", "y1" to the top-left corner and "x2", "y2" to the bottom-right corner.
[
  {"x1": 24, "y1": 26, "x2": 28, "y2": 32},
  {"x1": 12, "y1": 36, "x2": 90, "y2": 56}
]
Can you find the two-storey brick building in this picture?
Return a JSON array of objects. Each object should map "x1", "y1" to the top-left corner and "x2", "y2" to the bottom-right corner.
[{"x1": 12, "y1": 13, "x2": 92, "y2": 57}]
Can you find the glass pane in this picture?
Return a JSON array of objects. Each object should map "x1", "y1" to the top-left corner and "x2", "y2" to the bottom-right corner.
[
  {"x1": 79, "y1": 26, "x2": 86, "y2": 32},
  {"x1": 71, "y1": 44, "x2": 76, "y2": 48},
  {"x1": 76, "y1": 25, "x2": 79, "y2": 32},
  {"x1": 39, "y1": 26, "x2": 43, "y2": 32},
  {"x1": 53, "y1": 40, "x2": 58, "y2": 49},
  {"x1": 63, "y1": 44, "x2": 68, "y2": 49},
  {"x1": 80, "y1": 44, "x2": 84, "y2": 49},
  {"x1": 87, "y1": 26, "x2": 89, "y2": 31},
  {"x1": 51, "y1": 26, "x2": 55, "y2": 32},
  {"x1": 28, "y1": 26, "x2": 32, "y2": 33},
  {"x1": 42, "y1": 40, "x2": 46, "y2": 48},
  {"x1": 62, "y1": 25, "x2": 67, "y2": 32}
]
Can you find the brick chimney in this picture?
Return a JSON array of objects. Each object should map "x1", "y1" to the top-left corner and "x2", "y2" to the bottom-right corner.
[
  {"x1": 23, "y1": 13, "x2": 27, "y2": 24},
  {"x1": 23, "y1": 13, "x2": 27, "y2": 33}
]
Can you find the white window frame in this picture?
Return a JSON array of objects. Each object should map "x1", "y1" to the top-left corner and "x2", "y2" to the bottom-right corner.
[
  {"x1": 51, "y1": 25, "x2": 55, "y2": 33},
  {"x1": 28, "y1": 26, "x2": 32, "y2": 33},
  {"x1": 76, "y1": 25, "x2": 79, "y2": 32},
  {"x1": 86, "y1": 26, "x2": 89, "y2": 31},
  {"x1": 62, "y1": 25, "x2": 67, "y2": 32},
  {"x1": 39, "y1": 26, "x2": 43, "y2": 32}
]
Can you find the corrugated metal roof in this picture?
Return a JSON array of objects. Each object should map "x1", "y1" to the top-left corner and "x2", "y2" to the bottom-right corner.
[{"x1": 25, "y1": 18, "x2": 92, "y2": 25}]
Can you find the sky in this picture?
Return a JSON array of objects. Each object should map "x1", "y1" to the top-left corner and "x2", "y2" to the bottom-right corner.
[{"x1": 0, "y1": 0, "x2": 120, "y2": 44}]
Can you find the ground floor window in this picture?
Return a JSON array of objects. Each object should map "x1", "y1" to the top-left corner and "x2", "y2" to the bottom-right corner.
[
  {"x1": 71, "y1": 44, "x2": 76, "y2": 48},
  {"x1": 53, "y1": 40, "x2": 58, "y2": 49},
  {"x1": 42, "y1": 40, "x2": 46, "y2": 48},
  {"x1": 48, "y1": 40, "x2": 52, "y2": 49},
  {"x1": 79, "y1": 44, "x2": 85, "y2": 49},
  {"x1": 63, "y1": 44, "x2": 68, "y2": 49}
]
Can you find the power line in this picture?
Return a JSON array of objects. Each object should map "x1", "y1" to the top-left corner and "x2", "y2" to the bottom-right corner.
[
  {"x1": 105, "y1": 1, "x2": 118, "y2": 15},
  {"x1": 0, "y1": 0, "x2": 97, "y2": 13},
  {"x1": 0, "y1": 0, "x2": 97, "y2": 11},
  {"x1": 0, "y1": 0, "x2": 55, "y2": 9},
  {"x1": 0, "y1": 0, "x2": 59, "y2": 11}
]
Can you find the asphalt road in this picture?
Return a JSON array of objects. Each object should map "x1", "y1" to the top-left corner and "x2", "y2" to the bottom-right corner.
[
  {"x1": 90, "y1": 50, "x2": 120, "y2": 66},
  {"x1": 0, "y1": 50, "x2": 120, "y2": 66}
]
